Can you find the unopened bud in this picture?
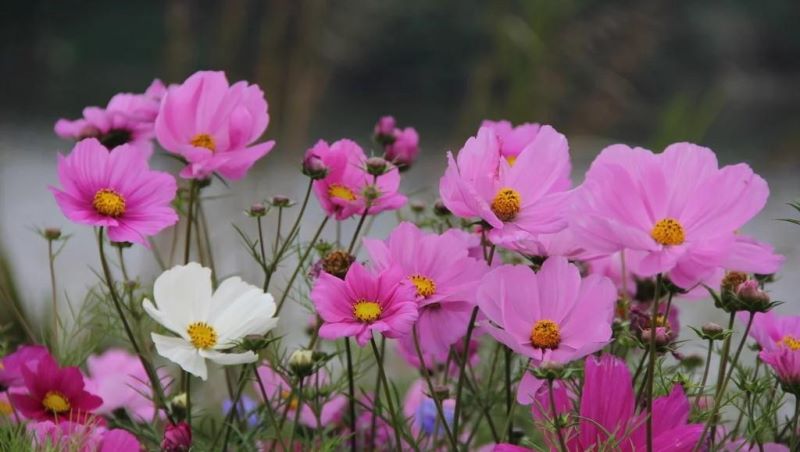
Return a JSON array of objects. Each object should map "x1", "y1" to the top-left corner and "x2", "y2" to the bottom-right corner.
[
  {"x1": 374, "y1": 116, "x2": 396, "y2": 137},
  {"x1": 409, "y1": 200, "x2": 426, "y2": 213},
  {"x1": 289, "y1": 349, "x2": 315, "y2": 377},
  {"x1": 111, "y1": 241, "x2": 133, "y2": 249},
  {"x1": 270, "y1": 195, "x2": 292, "y2": 208},
  {"x1": 302, "y1": 154, "x2": 328, "y2": 180},
  {"x1": 531, "y1": 361, "x2": 566, "y2": 380},
  {"x1": 702, "y1": 322, "x2": 723, "y2": 336},
  {"x1": 641, "y1": 326, "x2": 670, "y2": 347},
  {"x1": 248, "y1": 203, "x2": 267, "y2": 217},
  {"x1": 44, "y1": 227, "x2": 62, "y2": 240},
  {"x1": 162, "y1": 421, "x2": 192, "y2": 452},
  {"x1": 433, "y1": 200, "x2": 450, "y2": 217},
  {"x1": 363, "y1": 184, "x2": 381, "y2": 202},
  {"x1": 736, "y1": 280, "x2": 771, "y2": 312},
  {"x1": 365, "y1": 156, "x2": 389, "y2": 176},
  {"x1": 322, "y1": 250, "x2": 355, "y2": 279}
]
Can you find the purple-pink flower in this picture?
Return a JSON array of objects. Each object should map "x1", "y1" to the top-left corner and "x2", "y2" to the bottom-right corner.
[
  {"x1": 311, "y1": 262, "x2": 418, "y2": 346},
  {"x1": 364, "y1": 222, "x2": 487, "y2": 358},
  {"x1": 50, "y1": 138, "x2": 179, "y2": 245},
  {"x1": 0, "y1": 344, "x2": 49, "y2": 388},
  {"x1": 308, "y1": 139, "x2": 407, "y2": 220},
  {"x1": 155, "y1": 70, "x2": 275, "y2": 180},
  {"x1": 439, "y1": 125, "x2": 571, "y2": 248},
  {"x1": 373, "y1": 116, "x2": 421, "y2": 169},
  {"x1": 162, "y1": 421, "x2": 192, "y2": 451},
  {"x1": 480, "y1": 119, "x2": 541, "y2": 164}
]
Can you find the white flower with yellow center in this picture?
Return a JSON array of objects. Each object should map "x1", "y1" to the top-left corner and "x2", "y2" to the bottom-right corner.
[{"x1": 143, "y1": 263, "x2": 278, "y2": 380}]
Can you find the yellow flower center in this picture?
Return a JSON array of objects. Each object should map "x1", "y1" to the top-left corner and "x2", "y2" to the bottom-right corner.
[
  {"x1": 780, "y1": 335, "x2": 800, "y2": 351},
  {"x1": 42, "y1": 391, "x2": 71, "y2": 414},
  {"x1": 280, "y1": 389, "x2": 300, "y2": 410},
  {"x1": 530, "y1": 319, "x2": 561, "y2": 350},
  {"x1": 353, "y1": 300, "x2": 382, "y2": 323},
  {"x1": 651, "y1": 218, "x2": 685, "y2": 246},
  {"x1": 491, "y1": 187, "x2": 521, "y2": 222},
  {"x1": 409, "y1": 275, "x2": 436, "y2": 298},
  {"x1": 92, "y1": 188, "x2": 126, "y2": 218},
  {"x1": 506, "y1": 155, "x2": 517, "y2": 166},
  {"x1": 328, "y1": 184, "x2": 357, "y2": 201},
  {"x1": 190, "y1": 133, "x2": 216, "y2": 151},
  {"x1": 187, "y1": 322, "x2": 218, "y2": 349},
  {"x1": 0, "y1": 400, "x2": 11, "y2": 416}
]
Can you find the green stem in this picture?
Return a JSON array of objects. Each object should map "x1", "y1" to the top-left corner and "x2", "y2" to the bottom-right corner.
[
  {"x1": 645, "y1": 274, "x2": 663, "y2": 452},
  {"x1": 219, "y1": 366, "x2": 252, "y2": 451},
  {"x1": 47, "y1": 238, "x2": 59, "y2": 356},
  {"x1": 412, "y1": 327, "x2": 458, "y2": 449},
  {"x1": 183, "y1": 181, "x2": 197, "y2": 265},
  {"x1": 275, "y1": 216, "x2": 329, "y2": 315},
  {"x1": 452, "y1": 306, "x2": 479, "y2": 436},
  {"x1": 548, "y1": 379, "x2": 568, "y2": 452},
  {"x1": 264, "y1": 179, "x2": 313, "y2": 291},
  {"x1": 370, "y1": 337, "x2": 404, "y2": 452},
  {"x1": 694, "y1": 339, "x2": 715, "y2": 409},
  {"x1": 288, "y1": 379, "x2": 305, "y2": 450},
  {"x1": 345, "y1": 338, "x2": 357, "y2": 452}
]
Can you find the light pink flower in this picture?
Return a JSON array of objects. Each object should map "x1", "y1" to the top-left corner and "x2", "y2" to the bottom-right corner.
[
  {"x1": 364, "y1": 222, "x2": 487, "y2": 358},
  {"x1": 439, "y1": 126, "x2": 571, "y2": 247},
  {"x1": 155, "y1": 70, "x2": 275, "y2": 180},
  {"x1": 309, "y1": 139, "x2": 407, "y2": 220},
  {"x1": 480, "y1": 119, "x2": 541, "y2": 163},
  {"x1": 50, "y1": 138, "x2": 179, "y2": 245},
  {"x1": 29, "y1": 420, "x2": 141, "y2": 452},
  {"x1": 744, "y1": 311, "x2": 800, "y2": 352},
  {"x1": 570, "y1": 143, "x2": 774, "y2": 289},
  {"x1": 311, "y1": 262, "x2": 418, "y2": 346},
  {"x1": 384, "y1": 127, "x2": 420, "y2": 168}
]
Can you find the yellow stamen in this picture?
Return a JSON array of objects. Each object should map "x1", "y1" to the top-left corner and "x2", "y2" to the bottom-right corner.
[
  {"x1": 780, "y1": 335, "x2": 800, "y2": 351},
  {"x1": 530, "y1": 319, "x2": 561, "y2": 350},
  {"x1": 190, "y1": 133, "x2": 216, "y2": 151},
  {"x1": 187, "y1": 322, "x2": 218, "y2": 349},
  {"x1": 506, "y1": 155, "x2": 517, "y2": 166},
  {"x1": 42, "y1": 391, "x2": 70, "y2": 414},
  {"x1": 280, "y1": 389, "x2": 299, "y2": 410},
  {"x1": 491, "y1": 188, "x2": 521, "y2": 222},
  {"x1": 92, "y1": 188, "x2": 126, "y2": 218},
  {"x1": 0, "y1": 400, "x2": 11, "y2": 416},
  {"x1": 328, "y1": 184, "x2": 357, "y2": 201},
  {"x1": 353, "y1": 300, "x2": 382, "y2": 323},
  {"x1": 651, "y1": 218, "x2": 685, "y2": 246},
  {"x1": 409, "y1": 275, "x2": 436, "y2": 298}
]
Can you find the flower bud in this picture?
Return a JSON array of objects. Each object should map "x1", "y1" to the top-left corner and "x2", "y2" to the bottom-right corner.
[
  {"x1": 111, "y1": 240, "x2": 133, "y2": 249},
  {"x1": 701, "y1": 322, "x2": 723, "y2": 336},
  {"x1": 362, "y1": 184, "x2": 381, "y2": 202},
  {"x1": 736, "y1": 280, "x2": 771, "y2": 312},
  {"x1": 365, "y1": 156, "x2": 389, "y2": 176},
  {"x1": 162, "y1": 421, "x2": 192, "y2": 452},
  {"x1": 433, "y1": 200, "x2": 450, "y2": 217},
  {"x1": 44, "y1": 227, "x2": 62, "y2": 240},
  {"x1": 641, "y1": 326, "x2": 671, "y2": 347},
  {"x1": 374, "y1": 116, "x2": 396, "y2": 137},
  {"x1": 721, "y1": 271, "x2": 748, "y2": 293},
  {"x1": 270, "y1": 195, "x2": 292, "y2": 208},
  {"x1": 409, "y1": 200, "x2": 426, "y2": 213},
  {"x1": 289, "y1": 349, "x2": 315, "y2": 377},
  {"x1": 531, "y1": 361, "x2": 566, "y2": 380},
  {"x1": 322, "y1": 250, "x2": 355, "y2": 279},
  {"x1": 302, "y1": 153, "x2": 328, "y2": 180},
  {"x1": 248, "y1": 203, "x2": 267, "y2": 217}
]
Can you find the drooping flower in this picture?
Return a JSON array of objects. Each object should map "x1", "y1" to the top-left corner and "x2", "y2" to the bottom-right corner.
[
  {"x1": 308, "y1": 139, "x2": 407, "y2": 220},
  {"x1": 311, "y1": 262, "x2": 418, "y2": 346},
  {"x1": 55, "y1": 79, "x2": 164, "y2": 157},
  {"x1": 8, "y1": 354, "x2": 102, "y2": 423},
  {"x1": 364, "y1": 222, "x2": 487, "y2": 358},
  {"x1": 50, "y1": 138, "x2": 179, "y2": 245},
  {"x1": 29, "y1": 419, "x2": 141, "y2": 452},
  {"x1": 0, "y1": 344, "x2": 49, "y2": 388},
  {"x1": 531, "y1": 354, "x2": 703, "y2": 451},
  {"x1": 143, "y1": 263, "x2": 278, "y2": 380},
  {"x1": 570, "y1": 142, "x2": 774, "y2": 289},
  {"x1": 439, "y1": 125, "x2": 572, "y2": 248},
  {"x1": 253, "y1": 364, "x2": 347, "y2": 428},
  {"x1": 480, "y1": 119, "x2": 541, "y2": 165},
  {"x1": 84, "y1": 348, "x2": 170, "y2": 421},
  {"x1": 155, "y1": 70, "x2": 275, "y2": 180}
]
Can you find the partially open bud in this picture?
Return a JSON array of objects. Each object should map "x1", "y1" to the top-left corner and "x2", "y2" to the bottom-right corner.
[
  {"x1": 721, "y1": 271, "x2": 748, "y2": 293},
  {"x1": 373, "y1": 116, "x2": 397, "y2": 146},
  {"x1": 302, "y1": 153, "x2": 328, "y2": 180},
  {"x1": 365, "y1": 156, "x2": 389, "y2": 177},
  {"x1": 248, "y1": 203, "x2": 267, "y2": 217},
  {"x1": 289, "y1": 349, "x2": 315, "y2": 377},
  {"x1": 322, "y1": 250, "x2": 355, "y2": 279},
  {"x1": 736, "y1": 280, "x2": 771, "y2": 312},
  {"x1": 433, "y1": 200, "x2": 450, "y2": 217},
  {"x1": 44, "y1": 227, "x2": 62, "y2": 240},
  {"x1": 162, "y1": 421, "x2": 192, "y2": 452},
  {"x1": 641, "y1": 326, "x2": 671, "y2": 348}
]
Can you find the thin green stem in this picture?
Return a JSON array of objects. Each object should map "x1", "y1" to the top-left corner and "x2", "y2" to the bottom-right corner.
[
  {"x1": 219, "y1": 366, "x2": 252, "y2": 451},
  {"x1": 264, "y1": 179, "x2": 313, "y2": 291},
  {"x1": 345, "y1": 338, "x2": 357, "y2": 452},
  {"x1": 453, "y1": 306, "x2": 479, "y2": 436},
  {"x1": 370, "y1": 337, "x2": 404, "y2": 452},
  {"x1": 694, "y1": 339, "x2": 715, "y2": 408},
  {"x1": 645, "y1": 274, "x2": 663, "y2": 452},
  {"x1": 412, "y1": 327, "x2": 458, "y2": 449},
  {"x1": 548, "y1": 379, "x2": 568, "y2": 452},
  {"x1": 183, "y1": 181, "x2": 198, "y2": 265},
  {"x1": 274, "y1": 207, "x2": 283, "y2": 253},
  {"x1": 47, "y1": 238, "x2": 59, "y2": 355},
  {"x1": 275, "y1": 216, "x2": 329, "y2": 315},
  {"x1": 288, "y1": 379, "x2": 305, "y2": 450}
]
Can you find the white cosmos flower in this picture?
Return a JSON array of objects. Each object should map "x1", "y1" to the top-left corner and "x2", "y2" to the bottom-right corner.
[{"x1": 143, "y1": 262, "x2": 278, "y2": 380}]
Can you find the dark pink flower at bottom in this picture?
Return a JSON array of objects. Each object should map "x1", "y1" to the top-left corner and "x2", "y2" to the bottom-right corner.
[
  {"x1": 162, "y1": 421, "x2": 192, "y2": 451},
  {"x1": 0, "y1": 345, "x2": 49, "y2": 388}
]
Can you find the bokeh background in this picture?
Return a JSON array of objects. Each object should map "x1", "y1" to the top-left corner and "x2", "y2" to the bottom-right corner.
[{"x1": 1, "y1": 0, "x2": 799, "y2": 359}]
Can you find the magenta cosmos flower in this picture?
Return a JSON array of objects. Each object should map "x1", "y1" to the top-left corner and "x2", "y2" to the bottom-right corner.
[
  {"x1": 439, "y1": 125, "x2": 571, "y2": 248},
  {"x1": 531, "y1": 354, "x2": 703, "y2": 451},
  {"x1": 0, "y1": 344, "x2": 49, "y2": 388},
  {"x1": 308, "y1": 139, "x2": 407, "y2": 220},
  {"x1": 570, "y1": 143, "x2": 772, "y2": 289},
  {"x1": 50, "y1": 138, "x2": 178, "y2": 245},
  {"x1": 155, "y1": 70, "x2": 274, "y2": 180},
  {"x1": 480, "y1": 119, "x2": 541, "y2": 164},
  {"x1": 9, "y1": 354, "x2": 102, "y2": 423},
  {"x1": 744, "y1": 311, "x2": 800, "y2": 352},
  {"x1": 311, "y1": 262, "x2": 418, "y2": 346},
  {"x1": 364, "y1": 222, "x2": 487, "y2": 358},
  {"x1": 55, "y1": 79, "x2": 164, "y2": 157},
  {"x1": 374, "y1": 116, "x2": 420, "y2": 169}
]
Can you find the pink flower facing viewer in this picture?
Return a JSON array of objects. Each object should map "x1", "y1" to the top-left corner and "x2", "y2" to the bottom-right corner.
[
  {"x1": 480, "y1": 119, "x2": 541, "y2": 165},
  {"x1": 29, "y1": 420, "x2": 141, "y2": 452},
  {"x1": 50, "y1": 138, "x2": 179, "y2": 245},
  {"x1": 155, "y1": 70, "x2": 275, "y2": 180},
  {"x1": 308, "y1": 139, "x2": 407, "y2": 220},
  {"x1": 531, "y1": 354, "x2": 703, "y2": 451},
  {"x1": 311, "y1": 262, "x2": 418, "y2": 346},
  {"x1": 254, "y1": 364, "x2": 347, "y2": 428},
  {"x1": 9, "y1": 354, "x2": 102, "y2": 423},
  {"x1": 364, "y1": 222, "x2": 487, "y2": 359},
  {"x1": 439, "y1": 125, "x2": 572, "y2": 248},
  {"x1": 84, "y1": 348, "x2": 169, "y2": 421},
  {"x1": 570, "y1": 142, "x2": 776, "y2": 289},
  {"x1": 0, "y1": 344, "x2": 49, "y2": 388},
  {"x1": 476, "y1": 257, "x2": 616, "y2": 403},
  {"x1": 55, "y1": 79, "x2": 164, "y2": 157},
  {"x1": 374, "y1": 116, "x2": 420, "y2": 169}
]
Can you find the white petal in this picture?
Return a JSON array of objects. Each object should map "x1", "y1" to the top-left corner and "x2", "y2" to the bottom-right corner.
[
  {"x1": 151, "y1": 333, "x2": 208, "y2": 380},
  {"x1": 199, "y1": 349, "x2": 258, "y2": 366},
  {"x1": 214, "y1": 291, "x2": 278, "y2": 345},
  {"x1": 208, "y1": 276, "x2": 259, "y2": 318},
  {"x1": 143, "y1": 299, "x2": 185, "y2": 338},
  {"x1": 153, "y1": 263, "x2": 213, "y2": 327}
]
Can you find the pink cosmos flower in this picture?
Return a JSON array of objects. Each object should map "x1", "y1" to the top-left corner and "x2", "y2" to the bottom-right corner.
[
  {"x1": 55, "y1": 79, "x2": 164, "y2": 157},
  {"x1": 308, "y1": 139, "x2": 407, "y2": 220},
  {"x1": 311, "y1": 262, "x2": 418, "y2": 346},
  {"x1": 439, "y1": 125, "x2": 571, "y2": 247},
  {"x1": 364, "y1": 222, "x2": 487, "y2": 358},
  {"x1": 254, "y1": 364, "x2": 347, "y2": 428},
  {"x1": 480, "y1": 119, "x2": 541, "y2": 164},
  {"x1": 8, "y1": 354, "x2": 102, "y2": 423},
  {"x1": 50, "y1": 138, "x2": 179, "y2": 245},
  {"x1": 384, "y1": 127, "x2": 420, "y2": 169},
  {"x1": 531, "y1": 354, "x2": 703, "y2": 451},
  {"x1": 29, "y1": 420, "x2": 141, "y2": 452},
  {"x1": 0, "y1": 345, "x2": 49, "y2": 388},
  {"x1": 744, "y1": 311, "x2": 800, "y2": 352},
  {"x1": 155, "y1": 70, "x2": 275, "y2": 180},
  {"x1": 84, "y1": 348, "x2": 170, "y2": 421},
  {"x1": 570, "y1": 142, "x2": 774, "y2": 289},
  {"x1": 760, "y1": 339, "x2": 800, "y2": 390}
]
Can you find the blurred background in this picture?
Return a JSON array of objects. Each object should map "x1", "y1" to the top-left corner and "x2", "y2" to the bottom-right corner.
[{"x1": 0, "y1": 0, "x2": 799, "y2": 355}]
